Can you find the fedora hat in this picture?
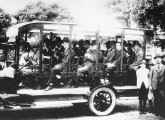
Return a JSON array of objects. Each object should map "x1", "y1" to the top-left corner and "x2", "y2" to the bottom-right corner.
[
  {"x1": 162, "y1": 53, "x2": 165, "y2": 58},
  {"x1": 133, "y1": 41, "x2": 141, "y2": 46},
  {"x1": 105, "y1": 41, "x2": 111, "y2": 45},
  {"x1": 154, "y1": 53, "x2": 162, "y2": 59},
  {"x1": 56, "y1": 37, "x2": 63, "y2": 43},
  {"x1": 77, "y1": 39, "x2": 84, "y2": 45}
]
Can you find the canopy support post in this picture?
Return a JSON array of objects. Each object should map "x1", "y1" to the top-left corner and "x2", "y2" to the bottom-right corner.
[
  {"x1": 69, "y1": 25, "x2": 73, "y2": 71},
  {"x1": 39, "y1": 29, "x2": 43, "y2": 72}
]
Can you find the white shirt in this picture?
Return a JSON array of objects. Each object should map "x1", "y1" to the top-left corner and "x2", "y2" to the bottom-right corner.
[
  {"x1": 136, "y1": 67, "x2": 149, "y2": 89},
  {"x1": 19, "y1": 52, "x2": 34, "y2": 65},
  {"x1": 0, "y1": 66, "x2": 15, "y2": 78}
]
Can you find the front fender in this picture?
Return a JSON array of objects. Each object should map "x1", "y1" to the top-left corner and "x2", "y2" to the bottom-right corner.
[{"x1": 90, "y1": 83, "x2": 118, "y2": 99}]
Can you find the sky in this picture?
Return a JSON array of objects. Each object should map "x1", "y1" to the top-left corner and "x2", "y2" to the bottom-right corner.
[{"x1": 0, "y1": 0, "x2": 122, "y2": 27}]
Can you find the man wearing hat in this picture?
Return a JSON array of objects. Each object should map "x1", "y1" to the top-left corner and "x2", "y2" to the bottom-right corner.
[
  {"x1": 44, "y1": 37, "x2": 65, "y2": 90},
  {"x1": 73, "y1": 40, "x2": 103, "y2": 87},
  {"x1": 51, "y1": 37, "x2": 65, "y2": 67},
  {"x1": 149, "y1": 53, "x2": 165, "y2": 117},
  {"x1": 104, "y1": 41, "x2": 116, "y2": 58},
  {"x1": 130, "y1": 41, "x2": 143, "y2": 70},
  {"x1": 127, "y1": 41, "x2": 143, "y2": 85},
  {"x1": 106, "y1": 42, "x2": 123, "y2": 69},
  {"x1": 74, "y1": 39, "x2": 86, "y2": 65},
  {"x1": 104, "y1": 41, "x2": 111, "y2": 56}
]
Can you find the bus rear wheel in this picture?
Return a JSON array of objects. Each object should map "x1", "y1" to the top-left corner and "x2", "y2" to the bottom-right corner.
[{"x1": 89, "y1": 87, "x2": 116, "y2": 116}]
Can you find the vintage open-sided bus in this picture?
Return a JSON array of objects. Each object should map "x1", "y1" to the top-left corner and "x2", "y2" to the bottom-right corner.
[{"x1": 0, "y1": 21, "x2": 153, "y2": 116}]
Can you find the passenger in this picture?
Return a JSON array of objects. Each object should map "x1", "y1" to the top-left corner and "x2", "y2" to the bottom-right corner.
[
  {"x1": 51, "y1": 37, "x2": 65, "y2": 68},
  {"x1": 44, "y1": 38, "x2": 75, "y2": 91},
  {"x1": 104, "y1": 41, "x2": 116, "y2": 57},
  {"x1": 128, "y1": 41, "x2": 143, "y2": 85},
  {"x1": 74, "y1": 40, "x2": 103, "y2": 86},
  {"x1": 104, "y1": 41, "x2": 111, "y2": 57},
  {"x1": 0, "y1": 44, "x2": 7, "y2": 70},
  {"x1": 42, "y1": 41, "x2": 53, "y2": 64},
  {"x1": 105, "y1": 42, "x2": 123, "y2": 84},
  {"x1": 31, "y1": 45, "x2": 39, "y2": 64},
  {"x1": 74, "y1": 39, "x2": 86, "y2": 65},
  {"x1": 130, "y1": 41, "x2": 143, "y2": 70},
  {"x1": 0, "y1": 60, "x2": 15, "y2": 78},
  {"x1": 0, "y1": 60, "x2": 16, "y2": 95},
  {"x1": 7, "y1": 46, "x2": 15, "y2": 66},
  {"x1": 136, "y1": 60, "x2": 149, "y2": 114},
  {"x1": 106, "y1": 42, "x2": 122, "y2": 69},
  {"x1": 124, "y1": 42, "x2": 135, "y2": 64},
  {"x1": 19, "y1": 42, "x2": 37, "y2": 77}
]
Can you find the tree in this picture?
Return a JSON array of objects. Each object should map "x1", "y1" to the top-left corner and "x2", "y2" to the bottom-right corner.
[
  {"x1": 0, "y1": 8, "x2": 11, "y2": 42},
  {"x1": 136, "y1": 0, "x2": 164, "y2": 29},
  {"x1": 105, "y1": 0, "x2": 141, "y2": 27},
  {"x1": 136, "y1": 0, "x2": 165, "y2": 41},
  {"x1": 14, "y1": 1, "x2": 73, "y2": 23}
]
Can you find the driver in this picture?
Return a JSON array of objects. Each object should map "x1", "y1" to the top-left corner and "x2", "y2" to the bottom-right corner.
[{"x1": 19, "y1": 42, "x2": 38, "y2": 85}]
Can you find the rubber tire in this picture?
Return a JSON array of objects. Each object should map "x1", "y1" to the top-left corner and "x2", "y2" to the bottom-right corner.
[{"x1": 89, "y1": 87, "x2": 116, "y2": 116}]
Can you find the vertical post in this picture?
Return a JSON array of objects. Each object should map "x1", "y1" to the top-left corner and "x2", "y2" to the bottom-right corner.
[
  {"x1": 120, "y1": 29, "x2": 124, "y2": 71},
  {"x1": 143, "y1": 33, "x2": 147, "y2": 59},
  {"x1": 25, "y1": 32, "x2": 28, "y2": 42},
  {"x1": 69, "y1": 25, "x2": 73, "y2": 71},
  {"x1": 14, "y1": 37, "x2": 17, "y2": 62},
  {"x1": 15, "y1": 32, "x2": 20, "y2": 82},
  {"x1": 95, "y1": 30, "x2": 99, "y2": 70},
  {"x1": 39, "y1": 29, "x2": 43, "y2": 72}
]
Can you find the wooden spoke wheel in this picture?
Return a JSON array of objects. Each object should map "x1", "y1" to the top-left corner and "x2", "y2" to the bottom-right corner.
[{"x1": 89, "y1": 87, "x2": 116, "y2": 116}]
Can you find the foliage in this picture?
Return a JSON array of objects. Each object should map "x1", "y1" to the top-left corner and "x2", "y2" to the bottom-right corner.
[
  {"x1": 136, "y1": 0, "x2": 165, "y2": 30},
  {"x1": 0, "y1": 8, "x2": 11, "y2": 42},
  {"x1": 13, "y1": 1, "x2": 73, "y2": 23},
  {"x1": 105, "y1": 0, "x2": 141, "y2": 27}
]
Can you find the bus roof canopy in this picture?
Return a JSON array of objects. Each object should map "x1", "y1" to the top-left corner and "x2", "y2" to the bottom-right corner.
[{"x1": 6, "y1": 21, "x2": 153, "y2": 42}]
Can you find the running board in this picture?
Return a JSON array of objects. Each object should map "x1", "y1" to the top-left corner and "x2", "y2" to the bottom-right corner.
[{"x1": 118, "y1": 96, "x2": 138, "y2": 100}]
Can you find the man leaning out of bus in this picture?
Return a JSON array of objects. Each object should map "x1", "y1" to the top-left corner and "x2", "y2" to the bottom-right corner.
[
  {"x1": 130, "y1": 41, "x2": 143, "y2": 70},
  {"x1": 128, "y1": 41, "x2": 143, "y2": 85}
]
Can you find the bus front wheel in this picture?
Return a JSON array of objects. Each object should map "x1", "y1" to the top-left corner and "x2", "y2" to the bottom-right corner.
[{"x1": 88, "y1": 87, "x2": 116, "y2": 116}]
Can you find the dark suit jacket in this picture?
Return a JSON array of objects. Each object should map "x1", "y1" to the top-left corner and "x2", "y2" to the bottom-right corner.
[
  {"x1": 149, "y1": 64, "x2": 165, "y2": 90},
  {"x1": 109, "y1": 50, "x2": 122, "y2": 66},
  {"x1": 130, "y1": 48, "x2": 143, "y2": 70}
]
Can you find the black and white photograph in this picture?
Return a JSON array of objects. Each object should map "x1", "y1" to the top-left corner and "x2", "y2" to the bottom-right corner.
[{"x1": 0, "y1": 0, "x2": 165, "y2": 119}]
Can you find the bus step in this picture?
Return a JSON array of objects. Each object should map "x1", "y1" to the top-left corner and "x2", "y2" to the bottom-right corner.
[{"x1": 118, "y1": 96, "x2": 138, "y2": 100}]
